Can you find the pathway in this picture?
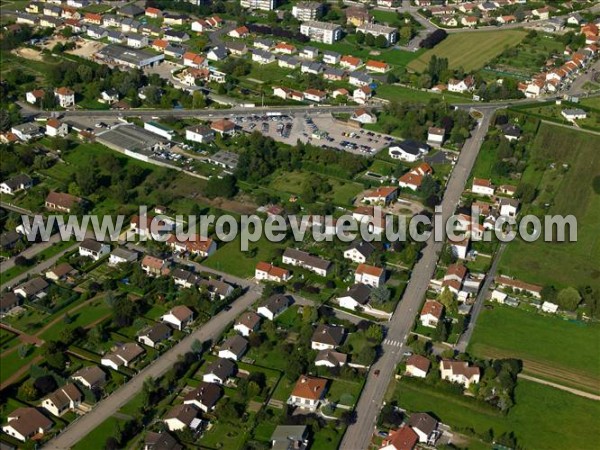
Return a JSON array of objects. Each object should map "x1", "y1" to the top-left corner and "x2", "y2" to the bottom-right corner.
[{"x1": 518, "y1": 374, "x2": 600, "y2": 401}]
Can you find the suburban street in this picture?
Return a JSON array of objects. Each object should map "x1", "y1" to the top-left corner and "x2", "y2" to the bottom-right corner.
[
  {"x1": 454, "y1": 243, "x2": 507, "y2": 353},
  {"x1": 44, "y1": 283, "x2": 263, "y2": 450},
  {"x1": 339, "y1": 109, "x2": 495, "y2": 450}
]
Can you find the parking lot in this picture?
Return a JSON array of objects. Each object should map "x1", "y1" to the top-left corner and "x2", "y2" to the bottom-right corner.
[{"x1": 235, "y1": 112, "x2": 395, "y2": 156}]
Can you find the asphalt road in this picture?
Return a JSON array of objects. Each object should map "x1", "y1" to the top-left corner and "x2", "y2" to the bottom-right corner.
[
  {"x1": 454, "y1": 243, "x2": 507, "y2": 353},
  {"x1": 339, "y1": 110, "x2": 495, "y2": 450},
  {"x1": 44, "y1": 283, "x2": 263, "y2": 450}
]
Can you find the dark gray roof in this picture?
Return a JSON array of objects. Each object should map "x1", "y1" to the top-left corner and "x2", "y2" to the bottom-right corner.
[
  {"x1": 119, "y1": 4, "x2": 144, "y2": 17},
  {"x1": 209, "y1": 46, "x2": 228, "y2": 59},
  {"x1": 144, "y1": 431, "x2": 182, "y2": 450},
  {"x1": 183, "y1": 382, "x2": 222, "y2": 409},
  {"x1": 393, "y1": 139, "x2": 429, "y2": 155},
  {"x1": 349, "y1": 71, "x2": 372, "y2": 83},
  {"x1": 205, "y1": 358, "x2": 236, "y2": 379},
  {"x1": 324, "y1": 67, "x2": 345, "y2": 77},
  {"x1": 80, "y1": 238, "x2": 105, "y2": 253},
  {"x1": 139, "y1": 323, "x2": 171, "y2": 343},
  {"x1": 344, "y1": 283, "x2": 372, "y2": 305},
  {"x1": 311, "y1": 324, "x2": 345, "y2": 346},
  {"x1": 407, "y1": 412, "x2": 438, "y2": 436},
  {"x1": 283, "y1": 248, "x2": 331, "y2": 271},
  {"x1": 220, "y1": 335, "x2": 248, "y2": 357},
  {"x1": 261, "y1": 294, "x2": 291, "y2": 315},
  {"x1": 0, "y1": 292, "x2": 19, "y2": 310},
  {"x1": 347, "y1": 240, "x2": 375, "y2": 258}
]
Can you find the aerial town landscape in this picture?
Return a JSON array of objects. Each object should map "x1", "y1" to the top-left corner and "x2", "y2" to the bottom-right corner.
[{"x1": 0, "y1": 0, "x2": 599, "y2": 449}]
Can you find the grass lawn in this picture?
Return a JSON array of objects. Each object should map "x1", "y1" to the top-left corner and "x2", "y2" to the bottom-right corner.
[
  {"x1": 469, "y1": 305, "x2": 600, "y2": 393},
  {"x1": 312, "y1": 426, "x2": 345, "y2": 450},
  {"x1": 0, "y1": 347, "x2": 39, "y2": 384},
  {"x1": 375, "y1": 84, "x2": 471, "y2": 104},
  {"x1": 39, "y1": 298, "x2": 112, "y2": 341},
  {"x1": 200, "y1": 420, "x2": 249, "y2": 450},
  {"x1": 247, "y1": 63, "x2": 294, "y2": 83},
  {"x1": 392, "y1": 379, "x2": 600, "y2": 450},
  {"x1": 498, "y1": 124, "x2": 600, "y2": 292},
  {"x1": 326, "y1": 378, "x2": 363, "y2": 406},
  {"x1": 268, "y1": 170, "x2": 364, "y2": 207},
  {"x1": 71, "y1": 416, "x2": 127, "y2": 450},
  {"x1": 203, "y1": 234, "x2": 288, "y2": 278},
  {"x1": 408, "y1": 30, "x2": 527, "y2": 73}
]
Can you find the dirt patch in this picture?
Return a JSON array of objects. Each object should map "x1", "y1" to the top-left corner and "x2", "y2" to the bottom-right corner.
[
  {"x1": 12, "y1": 47, "x2": 43, "y2": 61},
  {"x1": 66, "y1": 39, "x2": 106, "y2": 59},
  {"x1": 197, "y1": 195, "x2": 258, "y2": 215}
]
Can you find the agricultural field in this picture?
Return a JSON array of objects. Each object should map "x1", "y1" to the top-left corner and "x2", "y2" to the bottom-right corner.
[
  {"x1": 391, "y1": 379, "x2": 600, "y2": 450},
  {"x1": 374, "y1": 84, "x2": 472, "y2": 104},
  {"x1": 469, "y1": 305, "x2": 600, "y2": 393},
  {"x1": 408, "y1": 30, "x2": 527, "y2": 73},
  {"x1": 498, "y1": 123, "x2": 600, "y2": 291}
]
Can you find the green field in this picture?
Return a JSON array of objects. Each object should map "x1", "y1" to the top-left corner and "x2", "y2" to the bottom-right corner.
[
  {"x1": 375, "y1": 84, "x2": 472, "y2": 103},
  {"x1": 269, "y1": 170, "x2": 363, "y2": 206},
  {"x1": 203, "y1": 234, "x2": 288, "y2": 278},
  {"x1": 393, "y1": 379, "x2": 600, "y2": 450},
  {"x1": 408, "y1": 30, "x2": 527, "y2": 72},
  {"x1": 498, "y1": 124, "x2": 600, "y2": 292},
  {"x1": 469, "y1": 305, "x2": 600, "y2": 393}
]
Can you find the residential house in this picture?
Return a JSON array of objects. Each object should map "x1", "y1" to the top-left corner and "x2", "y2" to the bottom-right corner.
[
  {"x1": 561, "y1": 108, "x2": 587, "y2": 121},
  {"x1": 420, "y1": 300, "x2": 444, "y2": 328},
  {"x1": 2, "y1": 408, "x2": 53, "y2": 442},
  {"x1": 344, "y1": 240, "x2": 375, "y2": 264},
  {"x1": 100, "y1": 89, "x2": 120, "y2": 104},
  {"x1": 380, "y1": 426, "x2": 419, "y2": 450},
  {"x1": 353, "y1": 86, "x2": 372, "y2": 104},
  {"x1": 311, "y1": 324, "x2": 345, "y2": 351},
  {"x1": 304, "y1": 88, "x2": 327, "y2": 102},
  {"x1": 126, "y1": 33, "x2": 148, "y2": 48},
  {"x1": 315, "y1": 349, "x2": 347, "y2": 368},
  {"x1": 351, "y1": 108, "x2": 377, "y2": 124},
  {"x1": 207, "y1": 46, "x2": 228, "y2": 61},
  {"x1": 495, "y1": 276, "x2": 542, "y2": 298},
  {"x1": 278, "y1": 55, "x2": 300, "y2": 69},
  {"x1": 229, "y1": 26, "x2": 249, "y2": 39},
  {"x1": 14, "y1": 277, "x2": 48, "y2": 300},
  {"x1": 442, "y1": 263, "x2": 467, "y2": 295},
  {"x1": 257, "y1": 294, "x2": 291, "y2": 321},
  {"x1": 163, "y1": 404, "x2": 201, "y2": 432},
  {"x1": 240, "y1": 0, "x2": 277, "y2": 11},
  {"x1": 405, "y1": 354, "x2": 431, "y2": 378},
  {"x1": 11, "y1": 123, "x2": 42, "y2": 142},
  {"x1": 210, "y1": 119, "x2": 236, "y2": 136},
  {"x1": 183, "y1": 382, "x2": 222, "y2": 413},
  {"x1": 255, "y1": 262, "x2": 291, "y2": 283},
  {"x1": 218, "y1": 335, "x2": 248, "y2": 361},
  {"x1": 100, "y1": 343, "x2": 145, "y2": 370},
  {"x1": 270, "y1": 425, "x2": 310, "y2": 450},
  {"x1": 346, "y1": 6, "x2": 373, "y2": 26},
  {"x1": 164, "y1": 30, "x2": 189, "y2": 43},
  {"x1": 41, "y1": 384, "x2": 82, "y2": 417},
  {"x1": 163, "y1": 12, "x2": 187, "y2": 26},
  {"x1": 366, "y1": 60, "x2": 389, "y2": 73},
  {"x1": 161, "y1": 305, "x2": 194, "y2": 330},
  {"x1": 449, "y1": 236, "x2": 469, "y2": 260},
  {"x1": 299, "y1": 21, "x2": 342, "y2": 44},
  {"x1": 398, "y1": 163, "x2": 433, "y2": 191},
  {"x1": 141, "y1": 255, "x2": 169, "y2": 277},
  {"x1": 0, "y1": 174, "x2": 33, "y2": 195},
  {"x1": 500, "y1": 124, "x2": 521, "y2": 141},
  {"x1": 337, "y1": 283, "x2": 372, "y2": 311},
  {"x1": 332, "y1": 88, "x2": 349, "y2": 99},
  {"x1": 78, "y1": 239, "x2": 110, "y2": 261},
  {"x1": 299, "y1": 46, "x2": 319, "y2": 60},
  {"x1": 70, "y1": 366, "x2": 106, "y2": 390},
  {"x1": 137, "y1": 323, "x2": 172, "y2": 348},
  {"x1": 202, "y1": 358, "x2": 236, "y2": 384},
  {"x1": 352, "y1": 205, "x2": 386, "y2": 235},
  {"x1": 440, "y1": 360, "x2": 481, "y2": 388},
  {"x1": 54, "y1": 87, "x2": 75, "y2": 108},
  {"x1": 355, "y1": 264, "x2": 385, "y2": 288},
  {"x1": 541, "y1": 301, "x2": 559, "y2": 314},
  {"x1": 45, "y1": 191, "x2": 81, "y2": 213},
  {"x1": 362, "y1": 186, "x2": 397, "y2": 205},
  {"x1": 427, "y1": 127, "x2": 445, "y2": 147},
  {"x1": 408, "y1": 413, "x2": 438, "y2": 444},
  {"x1": 287, "y1": 375, "x2": 327, "y2": 411},
  {"x1": 83, "y1": 12, "x2": 102, "y2": 25},
  {"x1": 498, "y1": 197, "x2": 519, "y2": 217},
  {"x1": 145, "y1": 7, "x2": 162, "y2": 18},
  {"x1": 234, "y1": 312, "x2": 261, "y2": 337},
  {"x1": 45, "y1": 263, "x2": 76, "y2": 282},
  {"x1": 185, "y1": 125, "x2": 215, "y2": 144},
  {"x1": 340, "y1": 55, "x2": 362, "y2": 71},
  {"x1": 273, "y1": 42, "x2": 296, "y2": 55},
  {"x1": 108, "y1": 247, "x2": 138, "y2": 266},
  {"x1": 0, "y1": 292, "x2": 21, "y2": 315},
  {"x1": 167, "y1": 234, "x2": 216, "y2": 257},
  {"x1": 26, "y1": 89, "x2": 44, "y2": 105},
  {"x1": 143, "y1": 432, "x2": 182, "y2": 450},
  {"x1": 322, "y1": 50, "x2": 341, "y2": 64},
  {"x1": 348, "y1": 71, "x2": 373, "y2": 87},
  {"x1": 448, "y1": 76, "x2": 475, "y2": 93},
  {"x1": 171, "y1": 268, "x2": 201, "y2": 289},
  {"x1": 282, "y1": 248, "x2": 332, "y2": 276},
  {"x1": 254, "y1": 38, "x2": 274, "y2": 50},
  {"x1": 461, "y1": 16, "x2": 478, "y2": 27},
  {"x1": 472, "y1": 178, "x2": 495, "y2": 196},
  {"x1": 300, "y1": 61, "x2": 323, "y2": 74},
  {"x1": 45, "y1": 118, "x2": 68, "y2": 137}
]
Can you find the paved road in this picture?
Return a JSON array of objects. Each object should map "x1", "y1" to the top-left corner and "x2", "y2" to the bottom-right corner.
[
  {"x1": 454, "y1": 243, "x2": 506, "y2": 353},
  {"x1": 44, "y1": 283, "x2": 263, "y2": 450},
  {"x1": 340, "y1": 110, "x2": 495, "y2": 450},
  {"x1": 30, "y1": 104, "x2": 379, "y2": 120}
]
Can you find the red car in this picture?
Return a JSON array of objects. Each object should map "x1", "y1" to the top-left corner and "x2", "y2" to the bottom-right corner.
[{"x1": 374, "y1": 369, "x2": 380, "y2": 377}]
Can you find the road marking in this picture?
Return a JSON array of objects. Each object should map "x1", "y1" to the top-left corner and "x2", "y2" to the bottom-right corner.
[{"x1": 383, "y1": 339, "x2": 402, "y2": 347}]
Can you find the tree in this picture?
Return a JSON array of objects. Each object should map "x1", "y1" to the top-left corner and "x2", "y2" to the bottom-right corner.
[
  {"x1": 541, "y1": 285, "x2": 557, "y2": 303},
  {"x1": 370, "y1": 286, "x2": 391, "y2": 305},
  {"x1": 400, "y1": 26, "x2": 413, "y2": 43},
  {"x1": 17, "y1": 379, "x2": 38, "y2": 401},
  {"x1": 375, "y1": 35, "x2": 389, "y2": 48},
  {"x1": 438, "y1": 287, "x2": 454, "y2": 308},
  {"x1": 355, "y1": 31, "x2": 365, "y2": 44},
  {"x1": 365, "y1": 33, "x2": 375, "y2": 46},
  {"x1": 365, "y1": 324, "x2": 383, "y2": 342},
  {"x1": 556, "y1": 287, "x2": 581, "y2": 311},
  {"x1": 516, "y1": 182, "x2": 536, "y2": 203},
  {"x1": 205, "y1": 174, "x2": 238, "y2": 199}
]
